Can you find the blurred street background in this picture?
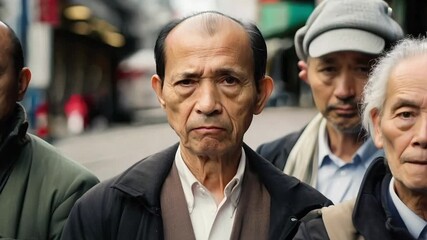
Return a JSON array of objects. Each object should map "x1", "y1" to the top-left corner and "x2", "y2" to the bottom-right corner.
[
  {"x1": 54, "y1": 106, "x2": 317, "y2": 180},
  {"x1": 1, "y1": 0, "x2": 426, "y2": 179}
]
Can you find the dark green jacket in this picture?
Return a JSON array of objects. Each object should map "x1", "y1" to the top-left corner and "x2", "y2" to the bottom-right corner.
[{"x1": 0, "y1": 104, "x2": 99, "y2": 239}]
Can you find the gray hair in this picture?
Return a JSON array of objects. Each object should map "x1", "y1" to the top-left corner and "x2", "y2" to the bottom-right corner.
[{"x1": 362, "y1": 37, "x2": 427, "y2": 136}]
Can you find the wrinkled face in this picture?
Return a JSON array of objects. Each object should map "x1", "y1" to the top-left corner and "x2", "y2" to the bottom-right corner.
[
  {"x1": 372, "y1": 54, "x2": 427, "y2": 195},
  {"x1": 307, "y1": 51, "x2": 376, "y2": 133},
  {"x1": 152, "y1": 17, "x2": 270, "y2": 157},
  {"x1": 0, "y1": 26, "x2": 19, "y2": 123}
]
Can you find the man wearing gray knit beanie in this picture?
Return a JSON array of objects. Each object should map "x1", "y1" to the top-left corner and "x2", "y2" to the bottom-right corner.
[{"x1": 257, "y1": 0, "x2": 403, "y2": 204}]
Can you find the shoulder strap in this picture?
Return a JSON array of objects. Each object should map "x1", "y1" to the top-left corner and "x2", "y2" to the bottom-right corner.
[{"x1": 322, "y1": 199, "x2": 363, "y2": 240}]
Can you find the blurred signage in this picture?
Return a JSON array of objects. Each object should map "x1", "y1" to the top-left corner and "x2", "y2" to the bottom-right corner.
[
  {"x1": 259, "y1": 1, "x2": 313, "y2": 38},
  {"x1": 39, "y1": 0, "x2": 59, "y2": 26}
]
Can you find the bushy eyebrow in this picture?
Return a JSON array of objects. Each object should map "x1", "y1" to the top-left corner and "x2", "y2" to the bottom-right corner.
[
  {"x1": 390, "y1": 98, "x2": 419, "y2": 112},
  {"x1": 214, "y1": 68, "x2": 244, "y2": 77},
  {"x1": 175, "y1": 67, "x2": 245, "y2": 80},
  {"x1": 175, "y1": 72, "x2": 201, "y2": 80}
]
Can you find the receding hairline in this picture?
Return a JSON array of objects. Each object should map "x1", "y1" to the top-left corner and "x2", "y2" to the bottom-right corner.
[
  {"x1": 0, "y1": 21, "x2": 13, "y2": 48},
  {"x1": 168, "y1": 12, "x2": 246, "y2": 40}
]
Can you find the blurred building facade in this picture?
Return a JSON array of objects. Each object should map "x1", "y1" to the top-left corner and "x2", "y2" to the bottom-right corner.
[{"x1": 0, "y1": 0, "x2": 425, "y2": 139}]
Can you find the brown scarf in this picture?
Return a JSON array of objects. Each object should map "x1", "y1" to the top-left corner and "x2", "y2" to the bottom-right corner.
[{"x1": 161, "y1": 162, "x2": 271, "y2": 240}]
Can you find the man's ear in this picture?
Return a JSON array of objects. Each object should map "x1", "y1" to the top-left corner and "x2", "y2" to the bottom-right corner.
[
  {"x1": 298, "y1": 60, "x2": 309, "y2": 84},
  {"x1": 254, "y1": 75, "x2": 274, "y2": 115},
  {"x1": 151, "y1": 74, "x2": 166, "y2": 109},
  {"x1": 17, "y1": 67, "x2": 31, "y2": 101},
  {"x1": 371, "y1": 108, "x2": 384, "y2": 148}
]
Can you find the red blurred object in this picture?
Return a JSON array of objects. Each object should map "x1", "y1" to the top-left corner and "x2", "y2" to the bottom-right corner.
[
  {"x1": 39, "y1": 0, "x2": 60, "y2": 26},
  {"x1": 65, "y1": 95, "x2": 89, "y2": 134},
  {"x1": 65, "y1": 94, "x2": 88, "y2": 122},
  {"x1": 35, "y1": 102, "x2": 49, "y2": 138}
]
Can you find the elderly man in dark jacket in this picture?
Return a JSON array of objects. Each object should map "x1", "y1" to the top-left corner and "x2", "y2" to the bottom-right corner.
[
  {"x1": 62, "y1": 11, "x2": 331, "y2": 240},
  {"x1": 294, "y1": 38, "x2": 427, "y2": 240}
]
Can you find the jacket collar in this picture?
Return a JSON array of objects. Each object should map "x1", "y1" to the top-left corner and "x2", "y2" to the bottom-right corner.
[
  {"x1": 0, "y1": 103, "x2": 29, "y2": 193},
  {"x1": 244, "y1": 144, "x2": 331, "y2": 239},
  {"x1": 353, "y1": 157, "x2": 414, "y2": 239},
  {"x1": 0, "y1": 103, "x2": 29, "y2": 151},
  {"x1": 111, "y1": 143, "x2": 331, "y2": 238},
  {"x1": 111, "y1": 143, "x2": 178, "y2": 214}
]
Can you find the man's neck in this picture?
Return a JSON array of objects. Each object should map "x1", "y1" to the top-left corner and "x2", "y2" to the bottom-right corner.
[
  {"x1": 180, "y1": 146, "x2": 242, "y2": 203},
  {"x1": 326, "y1": 125, "x2": 365, "y2": 163},
  {"x1": 394, "y1": 181, "x2": 427, "y2": 221}
]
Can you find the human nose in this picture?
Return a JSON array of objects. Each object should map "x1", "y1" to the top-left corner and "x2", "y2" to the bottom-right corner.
[
  {"x1": 195, "y1": 82, "x2": 221, "y2": 115},
  {"x1": 413, "y1": 115, "x2": 427, "y2": 149},
  {"x1": 334, "y1": 73, "x2": 355, "y2": 101}
]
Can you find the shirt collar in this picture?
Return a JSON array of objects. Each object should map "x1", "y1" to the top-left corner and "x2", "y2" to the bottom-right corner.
[
  {"x1": 174, "y1": 146, "x2": 246, "y2": 211},
  {"x1": 318, "y1": 123, "x2": 377, "y2": 168},
  {"x1": 389, "y1": 177, "x2": 427, "y2": 239}
]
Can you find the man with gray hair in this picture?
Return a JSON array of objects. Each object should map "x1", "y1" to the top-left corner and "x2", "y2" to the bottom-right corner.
[
  {"x1": 257, "y1": 0, "x2": 403, "y2": 204},
  {"x1": 294, "y1": 37, "x2": 427, "y2": 240}
]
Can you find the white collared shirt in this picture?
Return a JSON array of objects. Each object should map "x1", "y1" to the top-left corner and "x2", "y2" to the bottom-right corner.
[
  {"x1": 175, "y1": 146, "x2": 246, "y2": 240},
  {"x1": 389, "y1": 178, "x2": 427, "y2": 239},
  {"x1": 317, "y1": 123, "x2": 377, "y2": 203}
]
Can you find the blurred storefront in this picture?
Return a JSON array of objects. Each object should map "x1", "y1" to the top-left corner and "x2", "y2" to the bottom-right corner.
[
  {"x1": 0, "y1": 0, "x2": 168, "y2": 139},
  {"x1": 258, "y1": 0, "x2": 314, "y2": 107}
]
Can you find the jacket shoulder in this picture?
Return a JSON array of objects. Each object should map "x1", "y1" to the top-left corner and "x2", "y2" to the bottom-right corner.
[
  {"x1": 322, "y1": 199, "x2": 358, "y2": 240},
  {"x1": 246, "y1": 145, "x2": 332, "y2": 212},
  {"x1": 256, "y1": 128, "x2": 303, "y2": 169},
  {"x1": 62, "y1": 175, "x2": 164, "y2": 239},
  {"x1": 26, "y1": 134, "x2": 99, "y2": 199},
  {"x1": 28, "y1": 134, "x2": 98, "y2": 182},
  {"x1": 244, "y1": 145, "x2": 332, "y2": 239},
  {"x1": 294, "y1": 199, "x2": 359, "y2": 240},
  {"x1": 61, "y1": 178, "x2": 119, "y2": 239},
  {"x1": 293, "y1": 214, "x2": 329, "y2": 240}
]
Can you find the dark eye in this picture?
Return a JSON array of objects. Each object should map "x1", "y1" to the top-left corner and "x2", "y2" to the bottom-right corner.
[
  {"x1": 398, "y1": 111, "x2": 413, "y2": 119},
  {"x1": 357, "y1": 66, "x2": 370, "y2": 73},
  {"x1": 222, "y1": 76, "x2": 239, "y2": 85},
  {"x1": 354, "y1": 65, "x2": 370, "y2": 77},
  {"x1": 177, "y1": 79, "x2": 194, "y2": 86},
  {"x1": 319, "y1": 66, "x2": 336, "y2": 74}
]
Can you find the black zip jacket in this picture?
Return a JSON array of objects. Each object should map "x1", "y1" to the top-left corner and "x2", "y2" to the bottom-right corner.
[{"x1": 62, "y1": 143, "x2": 331, "y2": 240}]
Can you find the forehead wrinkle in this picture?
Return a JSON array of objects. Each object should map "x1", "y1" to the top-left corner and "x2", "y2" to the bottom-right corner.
[
  {"x1": 174, "y1": 65, "x2": 246, "y2": 80},
  {"x1": 201, "y1": 13, "x2": 223, "y2": 36}
]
